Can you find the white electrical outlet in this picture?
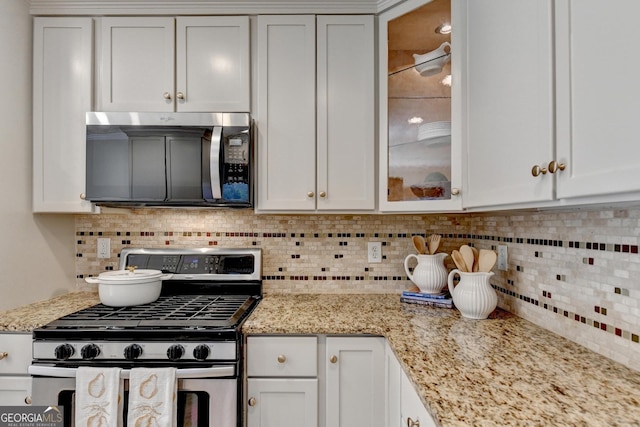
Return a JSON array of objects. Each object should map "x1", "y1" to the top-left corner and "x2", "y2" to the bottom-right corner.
[
  {"x1": 368, "y1": 242, "x2": 382, "y2": 263},
  {"x1": 497, "y1": 245, "x2": 508, "y2": 271},
  {"x1": 97, "y1": 238, "x2": 110, "y2": 259}
]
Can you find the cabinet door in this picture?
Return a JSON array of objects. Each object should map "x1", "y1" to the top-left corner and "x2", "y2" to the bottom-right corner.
[
  {"x1": 555, "y1": 0, "x2": 640, "y2": 199},
  {"x1": 246, "y1": 378, "x2": 318, "y2": 427},
  {"x1": 379, "y1": 0, "x2": 463, "y2": 212},
  {"x1": 463, "y1": 0, "x2": 554, "y2": 208},
  {"x1": 33, "y1": 17, "x2": 95, "y2": 213},
  {"x1": 325, "y1": 337, "x2": 385, "y2": 427},
  {"x1": 385, "y1": 342, "x2": 401, "y2": 427},
  {"x1": 316, "y1": 16, "x2": 375, "y2": 210},
  {"x1": 401, "y1": 369, "x2": 436, "y2": 427},
  {"x1": 256, "y1": 16, "x2": 316, "y2": 211},
  {"x1": 256, "y1": 16, "x2": 316, "y2": 210},
  {"x1": 176, "y1": 16, "x2": 250, "y2": 112},
  {"x1": 99, "y1": 17, "x2": 175, "y2": 112},
  {"x1": 0, "y1": 377, "x2": 31, "y2": 406}
]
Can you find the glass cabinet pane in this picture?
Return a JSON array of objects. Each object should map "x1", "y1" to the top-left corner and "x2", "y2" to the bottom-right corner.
[{"x1": 386, "y1": 0, "x2": 452, "y2": 203}]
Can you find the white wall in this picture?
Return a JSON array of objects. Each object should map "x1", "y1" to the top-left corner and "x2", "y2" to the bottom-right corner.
[{"x1": 0, "y1": 0, "x2": 76, "y2": 311}]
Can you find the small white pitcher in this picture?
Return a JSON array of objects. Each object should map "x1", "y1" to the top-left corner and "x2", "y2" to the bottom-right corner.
[
  {"x1": 447, "y1": 270, "x2": 497, "y2": 319},
  {"x1": 404, "y1": 253, "x2": 448, "y2": 294}
]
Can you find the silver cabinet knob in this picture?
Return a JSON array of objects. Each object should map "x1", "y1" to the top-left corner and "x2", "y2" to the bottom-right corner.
[
  {"x1": 24, "y1": 396, "x2": 32, "y2": 405},
  {"x1": 80, "y1": 193, "x2": 86, "y2": 200},
  {"x1": 451, "y1": 188, "x2": 460, "y2": 196},
  {"x1": 177, "y1": 92, "x2": 185, "y2": 100},
  {"x1": 248, "y1": 397, "x2": 257, "y2": 406},
  {"x1": 163, "y1": 92, "x2": 171, "y2": 100}
]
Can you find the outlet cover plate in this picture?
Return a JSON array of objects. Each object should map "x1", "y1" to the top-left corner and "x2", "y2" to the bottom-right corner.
[{"x1": 368, "y1": 242, "x2": 382, "y2": 263}]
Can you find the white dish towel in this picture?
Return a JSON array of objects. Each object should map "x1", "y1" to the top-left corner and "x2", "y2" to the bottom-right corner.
[
  {"x1": 127, "y1": 368, "x2": 177, "y2": 427},
  {"x1": 75, "y1": 366, "x2": 123, "y2": 427}
]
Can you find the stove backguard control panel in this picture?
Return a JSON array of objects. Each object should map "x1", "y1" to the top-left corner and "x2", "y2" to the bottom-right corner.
[{"x1": 120, "y1": 248, "x2": 262, "y2": 281}]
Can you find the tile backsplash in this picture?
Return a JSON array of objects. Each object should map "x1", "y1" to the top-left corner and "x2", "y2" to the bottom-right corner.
[{"x1": 76, "y1": 206, "x2": 640, "y2": 371}]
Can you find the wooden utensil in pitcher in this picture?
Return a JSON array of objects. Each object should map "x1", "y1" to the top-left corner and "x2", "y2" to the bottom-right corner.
[{"x1": 426, "y1": 234, "x2": 441, "y2": 255}]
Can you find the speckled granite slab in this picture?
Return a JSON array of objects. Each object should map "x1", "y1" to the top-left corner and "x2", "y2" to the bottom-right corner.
[
  {"x1": 0, "y1": 292, "x2": 99, "y2": 332},
  {"x1": 242, "y1": 294, "x2": 640, "y2": 427}
]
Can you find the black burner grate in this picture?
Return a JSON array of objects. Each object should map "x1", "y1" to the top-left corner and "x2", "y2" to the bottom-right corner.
[{"x1": 51, "y1": 294, "x2": 254, "y2": 329}]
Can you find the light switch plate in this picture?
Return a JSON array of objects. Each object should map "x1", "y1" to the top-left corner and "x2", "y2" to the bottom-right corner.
[{"x1": 497, "y1": 245, "x2": 508, "y2": 271}]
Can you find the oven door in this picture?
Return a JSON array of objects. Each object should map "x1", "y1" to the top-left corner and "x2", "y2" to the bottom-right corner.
[{"x1": 30, "y1": 366, "x2": 238, "y2": 427}]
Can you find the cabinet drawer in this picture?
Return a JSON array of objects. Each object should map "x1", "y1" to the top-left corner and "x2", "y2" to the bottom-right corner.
[
  {"x1": 247, "y1": 336, "x2": 317, "y2": 377},
  {"x1": 0, "y1": 334, "x2": 31, "y2": 375}
]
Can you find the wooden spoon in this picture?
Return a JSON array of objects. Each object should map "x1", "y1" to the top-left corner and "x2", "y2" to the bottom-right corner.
[
  {"x1": 460, "y1": 245, "x2": 475, "y2": 272},
  {"x1": 412, "y1": 236, "x2": 427, "y2": 254},
  {"x1": 451, "y1": 250, "x2": 468, "y2": 272},
  {"x1": 470, "y1": 247, "x2": 480, "y2": 272},
  {"x1": 478, "y1": 249, "x2": 498, "y2": 272},
  {"x1": 426, "y1": 234, "x2": 441, "y2": 255}
]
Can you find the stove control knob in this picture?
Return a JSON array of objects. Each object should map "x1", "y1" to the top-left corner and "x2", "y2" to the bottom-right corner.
[
  {"x1": 54, "y1": 344, "x2": 75, "y2": 360},
  {"x1": 193, "y1": 344, "x2": 210, "y2": 361},
  {"x1": 167, "y1": 344, "x2": 185, "y2": 361},
  {"x1": 80, "y1": 344, "x2": 101, "y2": 360},
  {"x1": 124, "y1": 344, "x2": 143, "y2": 360}
]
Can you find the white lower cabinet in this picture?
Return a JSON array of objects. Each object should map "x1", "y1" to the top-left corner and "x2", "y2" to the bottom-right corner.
[
  {"x1": 247, "y1": 336, "x2": 318, "y2": 427},
  {"x1": 385, "y1": 342, "x2": 436, "y2": 427},
  {"x1": 245, "y1": 335, "x2": 384, "y2": 427},
  {"x1": 246, "y1": 378, "x2": 318, "y2": 427},
  {"x1": 0, "y1": 333, "x2": 32, "y2": 405},
  {"x1": 400, "y1": 369, "x2": 436, "y2": 427}
]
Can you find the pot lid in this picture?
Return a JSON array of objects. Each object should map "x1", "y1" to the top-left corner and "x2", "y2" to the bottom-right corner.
[{"x1": 96, "y1": 268, "x2": 163, "y2": 282}]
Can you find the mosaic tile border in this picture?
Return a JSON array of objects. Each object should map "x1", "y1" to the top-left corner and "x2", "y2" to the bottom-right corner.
[
  {"x1": 494, "y1": 284, "x2": 640, "y2": 344},
  {"x1": 77, "y1": 227, "x2": 640, "y2": 350}
]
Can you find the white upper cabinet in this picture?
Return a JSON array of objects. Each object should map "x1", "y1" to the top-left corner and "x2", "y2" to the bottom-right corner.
[
  {"x1": 98, "y1": 16, "x2": 249, "y2": 112},
  {"x1": 379, "y1": 0, "x2": 462, "y2": 212},
  {"x1": 464, "y1": 0, "x2": 640, "y2": 209},
  {"x1": 256, "y1": 15, "x2": 375, "y2": 212},
  {"x1": 256, "y1": 15, "x2": 317, "y2": 211},
  {"x1": 462, "y1": 0, "x2": 554, "y2": 209},
  {"x1": 554, "y1": 0, "x2": 640, "y2": 200},
  {"x1": 33, "y1": 17, "x2": 96, "y2": 213}
]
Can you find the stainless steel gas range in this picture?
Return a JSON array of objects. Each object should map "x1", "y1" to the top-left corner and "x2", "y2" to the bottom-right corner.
[{"x1": 29, "y1": 247, "x2": 262, "y2": 427}]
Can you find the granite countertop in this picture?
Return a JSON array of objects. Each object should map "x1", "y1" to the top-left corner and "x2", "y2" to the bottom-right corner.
[
  {"x1": 0, "y1": 291, "x2": 100, "y2": 332},
  {"x1": 242, "y1": 294, "x2": 640, "y2": 427},
  {"x1": 3, "y1": 292, "x2": 639, "y2": 425}
]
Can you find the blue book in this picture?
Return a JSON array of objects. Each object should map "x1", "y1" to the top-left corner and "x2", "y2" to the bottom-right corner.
[{"x1": 402, "y1": 290, "x2": 451, "y2": 300}]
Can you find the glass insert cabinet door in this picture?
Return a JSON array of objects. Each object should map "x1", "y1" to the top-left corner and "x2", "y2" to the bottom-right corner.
[{"x1": 379, "y1": 0, "x2": 462, "y2": 212}]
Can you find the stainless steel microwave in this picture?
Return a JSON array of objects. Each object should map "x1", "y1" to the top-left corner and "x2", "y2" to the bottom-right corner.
[{"x1": 85, "y1": 112, "x2": 252, "y2": 208}]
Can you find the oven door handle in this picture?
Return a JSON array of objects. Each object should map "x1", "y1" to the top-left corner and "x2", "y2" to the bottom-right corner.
[{"x1": 29, "y1": 365, "x2": 235, "y2": 379}]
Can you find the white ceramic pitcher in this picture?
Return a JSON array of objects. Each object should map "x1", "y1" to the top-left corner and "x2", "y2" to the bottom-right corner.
[
  {"x1": 404, "y1": 253, "x2": 448, "y2": 294},
  {"x1": 447, "y1": 270, "x2": 497, "y2": 319}
]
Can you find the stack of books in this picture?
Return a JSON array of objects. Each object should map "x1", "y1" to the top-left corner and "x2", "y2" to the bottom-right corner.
[{"x1": 400, "y1": 290, "x2": 453, "y2": 308}]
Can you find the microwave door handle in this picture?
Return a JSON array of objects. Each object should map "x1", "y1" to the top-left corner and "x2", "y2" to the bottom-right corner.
[
  {"x1": 29, "y1": 365, "x2": 235, "y2": 379},
  {"x1": 209, "y1": 126, "x2": 223, "y2": 200}
]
